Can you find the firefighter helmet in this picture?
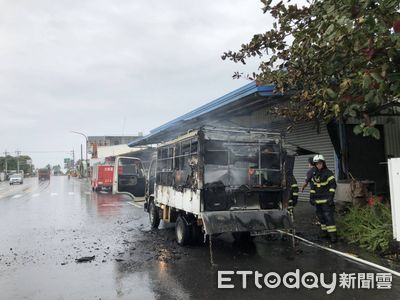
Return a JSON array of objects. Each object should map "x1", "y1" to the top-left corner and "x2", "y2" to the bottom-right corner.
[{"x1": 313, "y1": 154, "x2": 325, "y2": 163}]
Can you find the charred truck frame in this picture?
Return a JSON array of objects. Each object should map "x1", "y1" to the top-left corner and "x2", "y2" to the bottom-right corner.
[{"x1": 145, "y1": 126, "x2": 297, "y2": 245}]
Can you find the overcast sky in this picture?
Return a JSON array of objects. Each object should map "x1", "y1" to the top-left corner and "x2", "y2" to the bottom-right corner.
[{"x1": 0, "y1": 0, "x2": 281, "y2": 168}]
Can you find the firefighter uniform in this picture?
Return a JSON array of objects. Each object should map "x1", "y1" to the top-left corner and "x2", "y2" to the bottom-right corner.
[
  {"x1": 286, "y1": 174, "x2": 298, "y2": 236},
  {"x1": 309, "y1": 162, "x2": 337, "y2": 242},
  {"x1": 288, "y1": 177, "x2": 299, "y2": 212}
]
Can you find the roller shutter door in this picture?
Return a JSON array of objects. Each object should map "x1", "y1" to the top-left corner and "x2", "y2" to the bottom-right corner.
[{"x1": 274, "y1": 122, "x2": 336, "y2": 202}]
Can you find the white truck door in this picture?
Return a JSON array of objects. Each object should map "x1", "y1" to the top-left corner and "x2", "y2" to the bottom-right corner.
[{"x1": 112, "y1": 156, "x2": 146, "y2": 200}]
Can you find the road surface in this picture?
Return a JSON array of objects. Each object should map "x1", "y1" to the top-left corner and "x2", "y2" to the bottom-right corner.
[{"x1": 0, "y1": 176, "x2": 399, "y2": 299}]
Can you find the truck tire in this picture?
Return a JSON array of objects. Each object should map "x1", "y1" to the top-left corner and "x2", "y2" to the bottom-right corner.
[
  {"x1": 149, "y1": 201, "x2": 160, "y2": 229},
  {"x1": 191, "y1": 224, "x2": 203, "y2": 244},
  {"x1": 175, "y1": 216, "x2": 190, "y2": 246}
]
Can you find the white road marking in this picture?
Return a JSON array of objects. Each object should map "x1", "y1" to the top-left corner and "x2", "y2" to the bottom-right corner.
[
  {"x1": 12, "y1": 194, "x2": 22, "y2": 199},
  {"x1": 279, "y1": 230, "x2": 400, "y2": 277},
  {"x1": 127, "y1": 201, "x2": 143, "y2": 208},
  {"x1": 68, "y1": 192, "x2": 75, "y2": 195},
  {"x1": 32, "y1": 193, "x2": 40, "y2": 197},
  {"x1": 100, "y1": 203, "x2": 120, "y2": 207},
  {"x1": 50, "y1": 192, "x2": 58, "y2": 196}
]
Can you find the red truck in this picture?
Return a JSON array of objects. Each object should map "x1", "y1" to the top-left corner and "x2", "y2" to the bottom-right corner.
[{"x1": 91, "y1": 164, "x2": 114, "y2": 192}]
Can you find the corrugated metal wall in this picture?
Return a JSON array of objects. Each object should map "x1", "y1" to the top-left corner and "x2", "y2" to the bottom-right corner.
[
  {"x1": 343, "y1": 115, "x2": 400, "y2": 158},
  {"x1": 374, "y1": 116, "x2": 400, "y2": 158},
  {"x1": 283, "y1": 122, "x2": 336, "y2": 201}
]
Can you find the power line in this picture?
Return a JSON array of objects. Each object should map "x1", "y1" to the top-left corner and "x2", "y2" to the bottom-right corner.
[{"x1": 1, "y1": 150, "x2": 72, "y2": 154}]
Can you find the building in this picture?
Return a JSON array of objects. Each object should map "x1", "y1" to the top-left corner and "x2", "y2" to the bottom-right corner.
[
  {"x1": 88, "y1": 135, "x2": 143, "y2": 159},
  {"x1": 87, "y1": 135, "x2": 155, "y2": 172},
  {"x1": 128, "y1": 81, "x2": 400, "y2": 202}
]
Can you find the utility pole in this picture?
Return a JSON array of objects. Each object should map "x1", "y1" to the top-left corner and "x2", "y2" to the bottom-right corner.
[
  {"x1": 71, "y1": 131, "x2": 88, "y2": 177},
  {"x1": 3, "y1": 150, "x2": 9, "y2": 174},
  {"x1": 80, "y1": 144, "x2": 84, "y2": 177},
  {"x1": 71, "y1": 150, "x2": 75, "y2": 169},
  {"x1": 15, "y1": 150, "x2": 21, "y2": 173}
]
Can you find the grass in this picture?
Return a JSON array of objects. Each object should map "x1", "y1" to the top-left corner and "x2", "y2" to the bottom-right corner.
[{"x1": 337, "y1": 202, "x2": 394, "y2": 254}]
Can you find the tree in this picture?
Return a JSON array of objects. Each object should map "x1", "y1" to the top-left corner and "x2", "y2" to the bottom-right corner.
[
  {"x1": 0, "y1": 155, "x2": 33, "y2": 174},
  {"x1": 52, "y1": 164, "x2": 62, "y2": 175},
  {"x1": 222, "y1": 0, "x2": 400, "y2": 138}
]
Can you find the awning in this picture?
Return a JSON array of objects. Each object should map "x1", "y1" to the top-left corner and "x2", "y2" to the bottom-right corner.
[{"x1": 128, "y1": 82, "x2": 286, "y2": 147}]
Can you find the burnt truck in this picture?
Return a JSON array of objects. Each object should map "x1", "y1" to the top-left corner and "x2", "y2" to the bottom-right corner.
[{"x1": 145, "y1": 126, "x2": 300, "y2": 245}]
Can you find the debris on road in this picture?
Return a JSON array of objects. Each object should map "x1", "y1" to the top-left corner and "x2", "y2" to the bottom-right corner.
[{"x1": 75, "y1": 255, "x2": 95, "y2": 263}]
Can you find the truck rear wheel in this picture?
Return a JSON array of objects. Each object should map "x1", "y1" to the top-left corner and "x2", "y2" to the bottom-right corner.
[
  {"x1": 149, "y1": 201, "x2": 160, "y2": 229},
  {"x1": 191, "y1": 223, "x2": 203, "y2": 244},
  {"x1": 175, "y1": 216, "x2": 190, "y2": 246}
]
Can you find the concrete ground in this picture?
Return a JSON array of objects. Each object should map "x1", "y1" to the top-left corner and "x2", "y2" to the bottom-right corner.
[
  {"x1": 0, "y1": 176, "x2": 399, "y2": 299},
  {"x1": 293, "y1": 200, "x2": 400, "y2": 270}
]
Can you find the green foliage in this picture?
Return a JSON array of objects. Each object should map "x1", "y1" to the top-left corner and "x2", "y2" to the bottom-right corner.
[
  {"x1": 0, "y1": 155, "x2": 33, "y2": 173},
  {"x1": 337, "y1": 203, "x2": 393, "y2": 254},
  {"x1": 222, "y1": 0, "x2": 400, "y2": 138}
]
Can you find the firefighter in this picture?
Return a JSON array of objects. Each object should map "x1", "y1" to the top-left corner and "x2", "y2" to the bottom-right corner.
[
  {"x1": 284, "y1": 155, "x2": 299, "y2": 213},
  {"x1": 301, "y1": 157, "x2": 316, "y2": 192},
  {"x1": 287, "y1": 174, "x2": 299, "y2": 213},
  {"x1": 309, "y1": 154, "x2": 337, "y2": 243}
]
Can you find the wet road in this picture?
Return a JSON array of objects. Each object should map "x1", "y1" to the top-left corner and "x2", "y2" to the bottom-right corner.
[{"x1": 0, "y1": 176, "x2": 399, "y2": 299}]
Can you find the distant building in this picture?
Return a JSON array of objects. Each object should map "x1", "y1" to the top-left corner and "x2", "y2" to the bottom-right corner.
[
  {"x1": 88, "y1": 134, "x2": 155, "y2": 171},
  {"x1": 88, "y1": 135, "x2": 143, "y2": 158}
]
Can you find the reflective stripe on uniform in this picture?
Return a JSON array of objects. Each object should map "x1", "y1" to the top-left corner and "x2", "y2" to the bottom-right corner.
[
  {"x1": 292, "y1": 193, "x2": 299, "y2": 196},
  {"x1": 315, "y1": 199, "x2": 328, "y2": 204},
  {"x1": 312, "y1": 176, "x2": 335, "y2": 187},
  {"x1": 326, "y1": 225, "x2": 337, "y2": 232},
  {"x1": 321, "y1": 224, "x2": 327, "y2": 230},
  {"x1": 310, "y1": 190, "x2": 316, "y2": 193},
  {"x1": 291, "y1": 184, "x2": 298, "y2": 187},
  {"x1": 329, "y1": 188, "x2": 335, "y2": 192}
]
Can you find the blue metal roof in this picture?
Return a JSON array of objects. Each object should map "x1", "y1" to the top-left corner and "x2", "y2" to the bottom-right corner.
[{"x1": 128, "y1": 81, "x2": 275, "y2": 147}]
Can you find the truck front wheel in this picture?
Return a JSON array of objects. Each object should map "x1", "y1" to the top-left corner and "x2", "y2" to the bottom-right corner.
[{"x1": 149, "y1": 201, "x2": 160, "y2": 229}]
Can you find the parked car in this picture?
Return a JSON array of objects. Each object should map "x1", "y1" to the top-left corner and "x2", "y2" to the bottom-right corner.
[{"x1": 9, "y1": 174, "x2": 23, "y2": 185}]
